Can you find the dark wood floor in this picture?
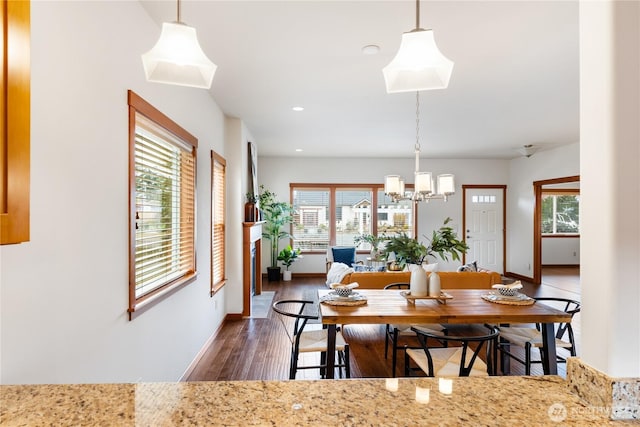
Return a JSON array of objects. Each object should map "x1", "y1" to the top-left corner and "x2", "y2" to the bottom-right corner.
[{"x1": 184, "y1": 267, "x2": 580, "y2": 382}]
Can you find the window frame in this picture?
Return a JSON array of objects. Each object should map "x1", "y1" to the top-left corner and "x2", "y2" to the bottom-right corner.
[
  {"x1": 210, "y1": 150, "x2": 226, "y2": 296},
  {"x1": 289, "y1": 183, "x2": 417, "y2": 253},
  {"x1": 128, "y1": 90, "x2": 198, "y2": 319}
]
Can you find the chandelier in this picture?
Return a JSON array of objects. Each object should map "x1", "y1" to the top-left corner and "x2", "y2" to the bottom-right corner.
[
  {"x1": 384, "y1": 92, "x2": 455, "y2": 202},
  {"x1": 382, "y1": 0, "x2": 453, "y2": 93},
  {"x1": 142, "y1": 0, "x2": 217, "y2": 89}
]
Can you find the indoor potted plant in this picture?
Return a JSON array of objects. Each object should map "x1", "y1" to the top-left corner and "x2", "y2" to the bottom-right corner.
[
  {"x1": 245, "y1": 192, "x2": 258, "y2": 222},
  {"x1": 425, "y1": 217, "x2": 469, "y2": 263},
  {"x1": 258, "y1": 185, "x2": 294, "y2": 281},
  {"x1": 354, "y1": 233, "x2": 388, "y2": 261},
  {"x1": 383, "y1": 217, "x2": 469, "y2": 267},
  {"x1": 277, "y1": 245, "x2": 301, "y2": 281},
  {"x1": 383, "y1": 218, "x2": 469, "y2": 296}
]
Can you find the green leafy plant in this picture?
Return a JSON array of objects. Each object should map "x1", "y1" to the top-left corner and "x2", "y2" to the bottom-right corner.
[
  {"x1": 353, "y1": 233, "x2": 388, "y2": 251},
  {"x1": 426, "y1": 217, "x2": 469, "y2": 262},
  {"x1": 354, "y1": 233, "x2": 389, "y2": 261},
  {"x1": 245, "y1": 192, "x2": 258, "y2": 203},
  {"x1": 277, "y1": 245, "x2": 301, "y2": 270},
  {"x1": 383, "y1": 233, "x2": 428, "y2": 267},
  {"x1": 258, "y1": 185, "x2": 294, "y2": 268},
  {"x1": 383, "y1": 217, "x2": 469, "y2": 268}
]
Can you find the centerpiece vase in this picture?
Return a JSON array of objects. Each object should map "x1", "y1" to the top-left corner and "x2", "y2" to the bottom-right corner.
[
  {"x1": 428, "y1": 271, "x2": 441, "y2": 296},
  {"x1": 409, "y1": 264, "x2": 428, "y2": 296}
]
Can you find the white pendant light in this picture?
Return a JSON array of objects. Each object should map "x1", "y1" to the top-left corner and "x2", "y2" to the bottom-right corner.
[
  {"x1": 383, "y1": 0, "x2": 453, "y2": 93},
  {"x1": 142, "y1": 0, "x2": 217, "y2": 89},
  {"x1": 384, "y1": 92, "x2": 455, "y2": 203}
]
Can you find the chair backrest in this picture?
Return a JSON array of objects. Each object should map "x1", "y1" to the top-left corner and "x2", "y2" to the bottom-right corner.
[
  {"x1": 326, "y1": 246, "x2": 356, "y2": 266},
  {"x1": 411, "y1": 326, "x2": 499, "y2": 377},
  {"x1": 384, "y1": 282, "x2": 409, "y2": 290},
  {"x1": 534, "y1": 297, "x2": 581, "y2": 340},
  {"x1": 272, "y1": 299, "x2": 318, "y2": 346}
]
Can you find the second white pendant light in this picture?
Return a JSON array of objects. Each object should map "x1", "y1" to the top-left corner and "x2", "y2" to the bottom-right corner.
[{"x1": 383, "y1": 0, "x2": 453, "y2": 93}]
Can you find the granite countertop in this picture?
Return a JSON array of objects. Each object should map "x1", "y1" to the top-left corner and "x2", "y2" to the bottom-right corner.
[{"x1": 1, "y1": 376, "x2": 635, "y2": 426}]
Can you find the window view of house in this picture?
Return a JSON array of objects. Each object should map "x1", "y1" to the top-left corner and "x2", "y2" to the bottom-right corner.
[
  {"x1": 541, "y1": 193, "x2": 580, "y2": 235},
  {"x1": 291, "y1": 185, "x2": 414, "y2": 252}
]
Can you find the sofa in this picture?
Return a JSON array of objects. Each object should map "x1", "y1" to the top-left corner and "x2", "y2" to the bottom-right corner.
[{"x1": 339, "y1": 270, "x2": 502, "y2": 290}]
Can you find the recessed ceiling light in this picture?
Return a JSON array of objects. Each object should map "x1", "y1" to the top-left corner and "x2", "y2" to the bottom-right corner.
[
  {"x1": 295, "y1": 148, "x2": 303, "y2": 152},
  {"x1": 292, "y1": 106, "x2": 304, "y2": 112},
  {"x1": 362, "y1": 44, "x2": 380, "y2": 55}
]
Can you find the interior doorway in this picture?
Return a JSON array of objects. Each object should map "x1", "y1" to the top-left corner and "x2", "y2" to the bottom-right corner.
[{"x1": 533, "y1": 175, "x2": 580, "y2": 284}]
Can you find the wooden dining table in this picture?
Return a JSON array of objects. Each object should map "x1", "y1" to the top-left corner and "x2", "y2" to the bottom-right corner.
[{"x1": 319, "y1": 288, "x2": 572, "y2": 379}]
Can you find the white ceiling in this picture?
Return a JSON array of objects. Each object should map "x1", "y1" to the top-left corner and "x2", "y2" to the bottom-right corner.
[{"x1": 139, "y1": 1, "x2": 579, "y2": 159}]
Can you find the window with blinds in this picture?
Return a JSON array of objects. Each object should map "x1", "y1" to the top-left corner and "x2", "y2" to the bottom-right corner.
[
  {"x1": 128, "y1": 91, "x2": 197, "y2": 318},
  {"x1": 211, "y1": 151, "x2": 226, "y2": 295}
]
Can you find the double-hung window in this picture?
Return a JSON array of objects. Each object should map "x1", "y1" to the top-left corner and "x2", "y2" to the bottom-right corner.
[{"x1": 128, "y1": 91, "x2": 197, "y2": 317}]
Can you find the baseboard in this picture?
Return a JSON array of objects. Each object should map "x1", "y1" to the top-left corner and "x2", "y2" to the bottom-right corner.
[
  {"x1": 225, "y1": 313, "x2": 243, "y2": 320},
  {"x1": 504, "y1": 271, "x2": 534, "y2": 282},
  {"x1": 541, "y1": 264, "x2": 580, "y2": 268},
  {"x1": 179, "y1": 320, "x2": 225, "y2": 382},
  {"x1": 261, "y1": 272, "x2": 326, "y2": 278},
  {"x1": 292, "y1": 272, "x2": 326, "y2": 278}
]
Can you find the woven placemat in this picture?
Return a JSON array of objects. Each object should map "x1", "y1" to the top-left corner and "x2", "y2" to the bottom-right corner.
[
  {"x1": 481, "y1": 292, "x2": 536, "y2": 306},
  {"x1": 320, "y1": 295, "x2": 368, "y2": 306}
]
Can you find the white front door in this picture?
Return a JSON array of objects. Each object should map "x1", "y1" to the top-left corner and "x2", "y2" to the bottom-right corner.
[{"x1": 464, "y1": 188, "x2": 505, "y2": 274}]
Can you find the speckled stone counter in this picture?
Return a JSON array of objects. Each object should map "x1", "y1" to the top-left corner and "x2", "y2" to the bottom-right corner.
[{"x1": 1, "y1": 376, "x2": 637, "y2": 426}]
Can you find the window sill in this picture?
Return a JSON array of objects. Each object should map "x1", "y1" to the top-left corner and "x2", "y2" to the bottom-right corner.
[{"x1": 128, "y1": 273, "x2": 197, "y2": 320}]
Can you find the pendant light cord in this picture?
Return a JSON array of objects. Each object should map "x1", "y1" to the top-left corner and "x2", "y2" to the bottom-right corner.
[
  {"x1": 415, "y1": 90, "x2": 421, "y2": 172},
  {"x1": 415, "y1": 91, "x2": 421, "y2": 153},
  {"x1": 176, "y1": 0, "x2": 182, "y2": 23},
  {"x1": 415, "y1": 0, "x2": 420, "y2": 29}
]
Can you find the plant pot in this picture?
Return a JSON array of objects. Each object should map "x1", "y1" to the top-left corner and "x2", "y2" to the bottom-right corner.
[
  {"x1": 282, "y1": 270, "x2": 292, "y2": 281},
  {"x1": 267, "y1": 266, "x2": 281, "y2": 282}
]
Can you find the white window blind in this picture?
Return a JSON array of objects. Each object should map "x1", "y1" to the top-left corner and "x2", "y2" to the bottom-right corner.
[
  {"x1": 134, "y1": 114, "x2": 195, "y2": 297},
  {"x1": 211, "y1": 151, "x2": 226, "y2": 294}
]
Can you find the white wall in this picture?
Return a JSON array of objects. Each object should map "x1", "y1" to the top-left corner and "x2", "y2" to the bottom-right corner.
[
  {"x1": 579, "y1": 1, "x2": 639, "y2": 377},
  {"x1": 0, "y1": 1, "x2": 229, "y2": 384},
  {"x1": 541, "y1": 237, "x2": 580, "y2": 265},
  {"x1": 258, "y1": 156, "x2": 509, "y2": 273},
  {"x1": 223, "y1": 117, "x2": 255, "y2": 314},
  {"x1": 506, "y1": 143, "x2": 580, "y2": 277}
]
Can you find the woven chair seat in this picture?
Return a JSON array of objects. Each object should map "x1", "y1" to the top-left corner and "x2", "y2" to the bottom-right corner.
[
  {"x1": 298, "y1": 329, "x2": 348, "y2": 353},
  {"x1": 391, "y1": 324, "x2": 445, "y2": 336},
  {"x1": 406, "y1": 347, "x2": 490, "y2": 377},
  {"x1": 499, "y1": 326, "x2": 573, "y2": 349}
]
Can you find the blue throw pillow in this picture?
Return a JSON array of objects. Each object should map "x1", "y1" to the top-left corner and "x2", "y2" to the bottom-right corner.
[{"x1": 332, "y1": 247, "x2": 355, "y2": 266}]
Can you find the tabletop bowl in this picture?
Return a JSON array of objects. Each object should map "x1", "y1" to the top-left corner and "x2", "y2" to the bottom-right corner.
[
  {"x1": 497, "y1": 287, "x2": 519, "y2": 297},
  {"x1": 333, "y1": 287, "x2": 353, "y2": 297}
]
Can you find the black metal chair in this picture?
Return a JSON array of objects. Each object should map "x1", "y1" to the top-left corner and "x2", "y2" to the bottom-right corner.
[
  {"x1": 272, "y1": 299, "x2": 350, "y2": 379},
  {"x1": 383, "y1": 283, "x2": 448, "y2": 377},
  {"x1": 405, "y1": 325, "x2": 499, "y2": 377},
  {"x1": 497, "y1": 297, "x2": 580, "y2": 375}
]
